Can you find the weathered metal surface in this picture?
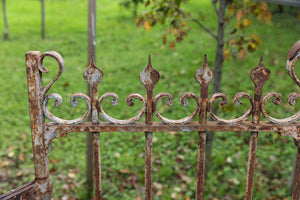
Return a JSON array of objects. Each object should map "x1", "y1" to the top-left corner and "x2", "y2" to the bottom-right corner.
[
  {"x1": 140, "y1": 56, "x2": 159, "y2": 200},
  {"x1": 43, "y1": 121, "x2": 300, "y2": 135},
  {"x1": 0, "y1": 181, "x2": 35, "y2": 200},
  {"x1": 208, "y1": 92, "x2": 254, "y2": 124},
  {"x1": 153, "y1": 92, "x2": 200, "y2": 124},
  {"x1": 292, "y1": 145, "x2": 300, "y2": 200},
  {"x1": 3, "y1": 42, "x2": 300, "y2": 199},
  {"x1": 245, "y1": 57, "x2": 270, "y2": 200},
  {"x1": 84, "y1": 57, "x2": 102, "y2": 199},
  {"x1": 98, "y1": 92, "x2": 146, "y2": 124},
  {"x1": 25, "y1": 51, "x2": 53, "y2": 200},
  {"x1": 195, "y1": 55, "x2": 213, "y2": 200}
]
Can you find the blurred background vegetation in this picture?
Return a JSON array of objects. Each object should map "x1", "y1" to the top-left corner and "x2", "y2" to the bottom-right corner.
[{"x1": 0, "y1": 0, "x2": 300, "y2": 199}]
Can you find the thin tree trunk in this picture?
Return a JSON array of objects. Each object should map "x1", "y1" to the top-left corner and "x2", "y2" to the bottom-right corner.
[
  {"x1": 41, "y1": 0, "x2": 45, "y2": 39},
  {"x1": 205, "y1": 0, "x2": 226, "y2": 178},
  {"x1": 2, "y1": 0, "x2": 8, "y2": 40},
  {"x1": 87, "y1": 0, "x2": 97, "y2": 198}
]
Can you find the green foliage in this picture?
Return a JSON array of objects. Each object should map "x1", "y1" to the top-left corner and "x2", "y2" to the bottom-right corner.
[
  {"x1": 120, "y1": 0, "x2": 144, "y2": 16},
  {"x1": 136, "y1": 0, "x2": 272, "y2": 59}
]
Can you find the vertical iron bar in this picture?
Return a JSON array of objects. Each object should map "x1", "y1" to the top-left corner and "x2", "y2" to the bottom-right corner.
[
  {"x1": 26, "y1": 51, "x2": 48, "y2": 179},
  {"x1": 195, "y1": 55, "x2": 213, "y2": 200},
  {"x1": 245, "y1": 57, "x2": 270, "y2": 200},
  {"x1": 140, "y1": 56, "x2": 160, "y2": 200},
  {"x1": 145, "y1": 73, "x2": 154, "y2": 200},
  {"x1": 26, "y1": 51, "x2": 52, "y2": 199},
  {"x1": 87, "y1": 0, "x2": 97, "y2": 197},
  {"x1": 84, "y1": 58, "x2": 103, "y2": 199},
  {"x1": 292, "y1": 141, "x2": 300, "y2": 200}
]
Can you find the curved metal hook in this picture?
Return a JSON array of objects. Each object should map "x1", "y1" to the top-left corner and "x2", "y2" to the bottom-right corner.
[
  {"x1": 208, "y1": 92, "x2": 254, "y2": 124},
  {"x1": 98, "y1": 92, "x2": 146, "y2": 124},
  {"x1": 42, "y1": 92, "x2": 91, "y2": 124},
  {"x1": 153, "y1": 92, "x2": 200, "y2": 125}
]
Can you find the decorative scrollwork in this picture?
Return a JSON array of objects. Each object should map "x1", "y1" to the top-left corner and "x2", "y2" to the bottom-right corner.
[
  {"x1": 207, "y1": 92, "x2": 254, "y2": 124},
  {"x1": 38, "y1": 51, "x2": 64, "y2": 96},
  {"x1": 39, "y1": 51, "x2": 91, "y2": 124},
  {"x1": 287, "y1": 53, "x2": 300, "y2": 88},
  {"x1": 98, "y1": 92, "x2": 146, "y2": 124},
  {"x1": 261, "y1": 92, "x2": 300, "y2": 124},
  {"x1": 43, "y1": 93, "x2": 91, "y2": 124},
  {"x1": 153, "y1": 92, "x2": 200, "y2": 125}
]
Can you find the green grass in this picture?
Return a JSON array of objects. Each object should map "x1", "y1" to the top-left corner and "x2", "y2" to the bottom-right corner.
[{"x1": 0, "y1": 0, "x2": 300, "y2": 199}]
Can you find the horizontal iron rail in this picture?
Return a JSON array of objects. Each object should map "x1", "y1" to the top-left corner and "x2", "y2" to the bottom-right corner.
[{"x1": 45, "y1": 121, "x2": 300, "y2": 135}]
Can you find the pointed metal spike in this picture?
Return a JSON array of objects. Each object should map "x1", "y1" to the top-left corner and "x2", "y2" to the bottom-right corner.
[
  {"x1": 259, "y1": 56, "x2": 263, "y2": 65},
  {"x1": 203, "y1": 54, "x2": 207, "y2": 67},
  {"x1": 195, "y1": 55, "x2": 214, "y2": 86},
  {"x1": 250, "y1": 57, "x2": 270, "y2": 88},
  {"x1": 140, "y1": 55, "x2": 160, "y2": 89},
  {"x1": 148, "y1": 55, "x2": 152, "y2": 67},
  {"x1": 90, "y1": 56, "x2": 95, "y2": 66}
]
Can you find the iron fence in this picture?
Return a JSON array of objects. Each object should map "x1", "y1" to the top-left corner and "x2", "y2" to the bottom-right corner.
[{"x1": 1, "y1": 41, "x2": 300, "y2": 199}]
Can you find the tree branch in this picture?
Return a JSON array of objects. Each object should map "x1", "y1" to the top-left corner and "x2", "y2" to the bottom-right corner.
[
  {"x1": 191, "y1": 18, "x2": 218, "y2": 40},
  {"x1": 212, "y1": 1, "x2": 219, "y2": 17}
]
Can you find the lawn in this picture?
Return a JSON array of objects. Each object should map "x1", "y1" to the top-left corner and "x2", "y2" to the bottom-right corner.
[{"x1": 0, "y1": 0, "x2": 300, "y2": 199}]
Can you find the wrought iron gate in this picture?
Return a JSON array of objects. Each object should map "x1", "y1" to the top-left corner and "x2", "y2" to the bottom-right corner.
[{"x1": 1, "y1": 41, "x2": 300, "y2": 199}]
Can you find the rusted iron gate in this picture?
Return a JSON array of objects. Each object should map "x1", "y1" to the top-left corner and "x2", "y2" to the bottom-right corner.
[{"x1": 1, "y1": 41, "x2": 300, "y2": 199}]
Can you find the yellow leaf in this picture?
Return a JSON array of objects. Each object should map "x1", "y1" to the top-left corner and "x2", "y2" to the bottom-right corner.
[
  {"x1": 163, "y1": 34, "x2": 167, "y2": 45},
  {"x1": 228, "y1": 5, "x2": 236, "y2": 16},
  {"x1": 243, "y1": 18, "x2": 251, "y2": 27},
  {"x1": 181, "y1": 21, "x2": 187, "y2": 26},
  {"x1": 262, "y1": 12, "x2": 272, "y2": 23},
  {"x1": 144, "y1": 19, "x2": 151, "y2": 32},
  {"x1": 224, "y1": 49, "x2": 231, "y2": 60},
  {"x1": 236, "y1": 9, "x2": 245, "y2": 21},
  {"x1": 248, "y1": 42, "x2": 256, "y2": 53},
  {"x1": 260, "y1": 1, "x2": 269, "y2": 11},
  {"x1": 239, "y1": 49, "x2": 247, "y2": 60},
  {"x1": 244, "y1": 0, "x2": 250, "y2": 3}
]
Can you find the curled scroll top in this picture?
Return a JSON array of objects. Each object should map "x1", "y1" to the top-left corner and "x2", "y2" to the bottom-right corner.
[
  {"x1": 286, "y1": 41, "x2": 300, "y2": 88},
  {"x1": 38, "y1": 51, "x2": 64, "y2": 96},
  {"x1": 287, "y1": 40, "x2": 300, "y2": 60},
  {"x1": 250, "y1": 57, "x2": 270, "y2": 88},
  {"x1": 195, "y1": 55, "x2": 214, "y2": 87},
  {"x1": 39, "y1": 51, "x2": 91, "y2": 124},
  {"x1": 83, "y1": 57, "x2": 103, "y2": 86},
  {"x1": 139, "y1": 55, "x2": 160, "y2": 89}
]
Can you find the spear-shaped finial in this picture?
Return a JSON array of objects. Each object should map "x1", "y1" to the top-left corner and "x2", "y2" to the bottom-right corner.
[
  {"x1": 83, "y1": 56, "x2": 103, "y2": 87},
  {"x1": 250, "y1": 56, "x2": 270, "y2": 88},
  {"x1": 195, "y1": 54, "x2": 214, "y2": 87},
  {"x1": 139, "y1": 55, "x2": 160, "y2": 90}
]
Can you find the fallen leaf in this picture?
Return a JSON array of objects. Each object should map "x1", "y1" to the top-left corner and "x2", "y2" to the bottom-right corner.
[
  {"x1": 180, "y1": 174, "x2": 192, "y2": 184},
  {"x1": 236, "y1": 9, "x2": 245, "y2": 21},
  {"x1": 168, "y1": 41, "x2": 175, "y2": 50},
  {"x1": 67, "y1": 172, "x2": 77, "y2": 179}
]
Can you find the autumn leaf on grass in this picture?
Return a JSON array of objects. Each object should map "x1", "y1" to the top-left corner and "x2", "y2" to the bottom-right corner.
[
  {"x1": 163, "y1": 34, "x2": 167, "y2": 45},
  {"x1": 144, "y1": 19, "x2": 151, "y2": 31},
  {"x1": 239, "y1": 49, "x2": 247, "y2": 60},
  {"x1": 236, "y1": 9, "x2": 245, "y2": 21},
  {"x1": 169, "y1": 41, "x2": 175, "y2": 50},
  {"x1": 224, "y1": 49, "x2": 231, "y2": 60},
  {"x1": 243, "y1": 18, "x2": 251, "y2": 27}
]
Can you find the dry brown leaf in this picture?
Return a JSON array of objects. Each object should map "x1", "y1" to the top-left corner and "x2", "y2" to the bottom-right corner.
[{"x1": 236, "y1": 9, "x2": 245, "y2": 21}]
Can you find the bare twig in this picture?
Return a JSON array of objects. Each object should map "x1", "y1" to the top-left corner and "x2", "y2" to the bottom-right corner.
[{"x1": 192, "y1": 18, "x2": 218, "y2": 40}]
